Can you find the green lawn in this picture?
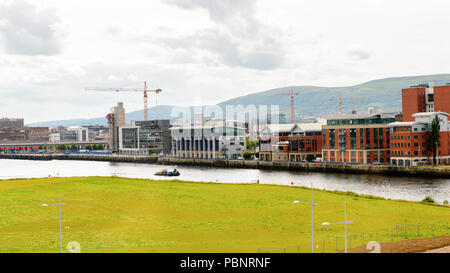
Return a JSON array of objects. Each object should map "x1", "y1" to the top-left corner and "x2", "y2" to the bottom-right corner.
[{"x1": 0, "y1": 177, "x2": 448, "y2": 253}]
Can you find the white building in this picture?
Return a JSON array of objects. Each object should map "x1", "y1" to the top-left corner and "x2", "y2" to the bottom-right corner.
[{"x1": 170, "y1": 120, "x2": 246, "y2": 159}]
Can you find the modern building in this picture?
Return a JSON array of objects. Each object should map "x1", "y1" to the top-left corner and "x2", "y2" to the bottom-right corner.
[
  {"x1": 388, "y1": 112, "x2": 450, "y2": 166},
  {"x1": 402, "y1": 83, "x2": 450, "y2": 121},
  {"x1": 322, "y1": 113, "x2": 395, "y2": 164},
  {"x1": 171, "y1": 120, "x2": 246, "y2": 159},
  {"x1": 85, "y1": 125, "x2": 109, "y2": 141},
  {"x1": 259, "y1": 120, "x2": 324, "y2": 162},
  {"x1": 118, "y1": 120, "x2": 172, "y2": 156},
  {"x1": 49, "y1": 126, "x2": 93, "y2": 143},
  {"x1": 106, "y1": 102, "x2": 126, "y2": 152}
]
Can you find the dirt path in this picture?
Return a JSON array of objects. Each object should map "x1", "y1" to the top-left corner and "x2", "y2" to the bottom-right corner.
[
  {"x1": 423, "y1": 245, "x2": 450, "y2": 253},
  {"x1": 345, "y1": 236, "x2": 450, "y2": 253}
]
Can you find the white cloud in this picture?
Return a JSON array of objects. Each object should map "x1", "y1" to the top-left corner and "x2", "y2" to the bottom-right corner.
[
  {"x1": 0, "y1": 0, "x2": 450, "y2": 123},
  {"x1": 0, "y1": 0, "x2": 64, "y2": 55},
  {"x1": 348, "y1": 49, "x2": 371, "y2": 60}
]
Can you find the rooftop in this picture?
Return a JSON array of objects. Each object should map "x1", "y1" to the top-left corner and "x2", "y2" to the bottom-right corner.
[
  {"x1": 326, "y1": 113, "x2": 395, "y2": 120},
  {"x1": 412, "y1": 112, "x2": 449, "y2": 117}
]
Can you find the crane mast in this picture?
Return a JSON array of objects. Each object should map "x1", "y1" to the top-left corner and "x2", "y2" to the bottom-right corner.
[{"x1": 277, "y1": 89, "x2": 299, "y2": 123}]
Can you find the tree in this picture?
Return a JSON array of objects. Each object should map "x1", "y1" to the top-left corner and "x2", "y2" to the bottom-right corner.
[
  {"x1": 70, "y1": 144, "x2": 78, "y2": 151},
  {"x1": 56, "y1": 144, "x2": 66, "y2": 151},
  {"x1": 246, "y1": 140, "x2": 259, "y2": 151},
  {"x1": 427, "y1": 115, "x2": 441, "y2": 165},
  {"x1": 94, "y1": 144, "x2": 104, "y2": 150},
  {"x1": 85, "y1": 144, "x2": 92, "y2": 151}
]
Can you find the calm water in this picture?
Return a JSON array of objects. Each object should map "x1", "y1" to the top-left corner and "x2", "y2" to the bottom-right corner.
[{"x1": 0, "y1": 159, "x2": 449, "y2": 203}]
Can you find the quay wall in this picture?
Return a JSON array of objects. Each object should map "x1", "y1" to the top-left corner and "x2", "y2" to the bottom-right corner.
[{"x1": 1, "y1": 154, "x2": 450, "y2": 178}]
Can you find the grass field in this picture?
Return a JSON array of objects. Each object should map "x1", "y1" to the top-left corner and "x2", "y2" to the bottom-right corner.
[{"x1": 0, "y1": 176, "x2": 448, "y2": 253}]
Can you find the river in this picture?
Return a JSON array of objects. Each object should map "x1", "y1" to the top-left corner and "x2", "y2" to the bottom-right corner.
[{"x1": 0, "y1": 159, "x2": 449, "y2": 204}]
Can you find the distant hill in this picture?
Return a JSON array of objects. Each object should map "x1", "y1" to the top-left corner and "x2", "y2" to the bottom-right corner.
[{"x1": 28, "y1": 74, "x2": 450, "y2": 127}]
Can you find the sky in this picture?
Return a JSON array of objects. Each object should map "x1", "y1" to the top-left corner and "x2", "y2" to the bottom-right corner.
[{"x1": 1, "y1": 0, "x2": 450, "y2": 123}]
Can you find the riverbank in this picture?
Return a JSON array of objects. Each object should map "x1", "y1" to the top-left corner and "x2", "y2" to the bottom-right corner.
[
  {"x1": 0, "y1": 176, "x2": 448, "y2": 253},
  {"x1": 2, "y1": 153, "x2": 450, "y2": 178}
]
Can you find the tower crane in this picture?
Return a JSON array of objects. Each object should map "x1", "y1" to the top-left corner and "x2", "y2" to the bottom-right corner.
[
  {"x1": 85, "y1": 81, "x2": 162, "y2": 121},
  {"x1": 277, "y1": 89, "x2": 299, "y2": 123},
  {"x1": 328, "y1": 96, "x2": 370, "y2": 115}
]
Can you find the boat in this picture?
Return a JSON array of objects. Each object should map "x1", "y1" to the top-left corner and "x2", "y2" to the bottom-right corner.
[{"x1": 154, "y1": 168, "x2": 180, "y2": 177}]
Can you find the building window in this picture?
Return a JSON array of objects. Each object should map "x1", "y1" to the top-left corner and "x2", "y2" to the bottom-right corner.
[
  {"x1": 365, "y1": 128, "x2": 370, "y2": 149},
  {"x1": 360, "y1": 128, "x2": 364, "y2": 149},
  {"x1": 350, "y1": 129, "x2": 356, "y2": 149},
  {"x1": 329, "y1": 129, "x2": 335, "y2": 149}
]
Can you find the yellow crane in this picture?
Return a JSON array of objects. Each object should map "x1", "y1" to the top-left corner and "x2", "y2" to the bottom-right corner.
[
  {"x1": 86, "y1": 81, "x2": 163, "y2": 120},
  {"x1": 329, "y1": 96, "x2": 370, "y2": 115}
]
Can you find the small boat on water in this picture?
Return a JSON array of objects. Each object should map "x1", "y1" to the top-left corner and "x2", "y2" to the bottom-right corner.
[{"x1": 154, "y1": 168, "x2": 180, "y2": 177}]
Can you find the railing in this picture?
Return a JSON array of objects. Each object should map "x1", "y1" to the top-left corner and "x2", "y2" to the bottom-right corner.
[{"x1": 257, "y1": 223, "x2": 449, "y2": 253}]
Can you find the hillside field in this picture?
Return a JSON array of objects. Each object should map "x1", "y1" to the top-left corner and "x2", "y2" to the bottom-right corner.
[{"x1": 0, "y1": 177, "x2": 448, "y2": 253}]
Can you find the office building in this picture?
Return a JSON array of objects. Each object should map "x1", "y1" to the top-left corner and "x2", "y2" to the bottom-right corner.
[
  {"x1": 402, "y1": 83, "x2": 450, "y2": 121},
  {"x1": 259, "y1": 120, "x2": 324, "y2": 162},
  {"x1": 171, "y1": 120, "x2": 246, "y2": 159},
  {"x1": 389, "y1": 112, "x2": 450, "y2": 166},
  {"x1": 322, "y1": 113, "x2": 395, "y2": 164}
]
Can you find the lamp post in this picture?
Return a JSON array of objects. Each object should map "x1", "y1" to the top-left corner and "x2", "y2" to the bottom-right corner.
[
  {"x1": 322, "y1": 196, "x2": 353, "y2": 253},
  {"x1": 293, "y1": 181, "x2": 318, "y2": 253},
  {"x1": 42, "y1": 184, "x2": 65, "y2": 253}
]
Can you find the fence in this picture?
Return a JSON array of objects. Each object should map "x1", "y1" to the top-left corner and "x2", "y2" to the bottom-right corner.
[{"x1": 258, "y1": 222, "x2": 449, "y2": 253}]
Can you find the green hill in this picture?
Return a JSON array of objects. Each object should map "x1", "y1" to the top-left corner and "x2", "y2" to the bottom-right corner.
[
  {"x1": 218, "y1": 74, "x2": 450, "y2": 117},
  {"x1": 28, "y1": 74, "x2": 450, "y2": 126}
]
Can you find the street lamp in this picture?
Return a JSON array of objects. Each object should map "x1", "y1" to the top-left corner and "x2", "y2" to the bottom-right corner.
[
  {"x1": 42, "y1": 184, "x2": 66, "y2": 253},
  {"x1": 293, "y1": 181, "x2": 318, "y2": 253},
  {"x1": 322, "y1": 196, "x2": 353, "y2": 253}
]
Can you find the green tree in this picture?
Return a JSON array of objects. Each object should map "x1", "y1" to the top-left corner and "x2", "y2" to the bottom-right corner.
[
  {"x1": 246, "y1": 140, "x2": 259, "y2": 151},
  {"x1": 56, "y1": 144, "x2": 66, "y2": 151},
  {"x1": 93, "y1": 144, "x2": 104, "y2": 150},
  {"x1": 70, "y1": 144, "x2": 78, "y2": 151},
  {"x1": 427, "y1": 115, "x2": 441, "y2": 165},
  {"x1": 85, "y1": 144, "x2": 92, "y2": 151}
]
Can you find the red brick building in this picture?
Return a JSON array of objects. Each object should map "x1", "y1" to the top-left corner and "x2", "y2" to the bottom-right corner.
[
  {"x1": 25, "y1": 127, "x2": 50, "y2": 142},
  {"x1": 389, "y1": 112, "x2": 450, "y2": 166},
  {"x1": 259, "y1": 122, "x2": 323, "y2": 162},
  {"x1": 322, "y1": 113, "x2": 395, "y2": 164},
  {"x1": 402, "y1": 83, "x2": 450, "y2": 121}
]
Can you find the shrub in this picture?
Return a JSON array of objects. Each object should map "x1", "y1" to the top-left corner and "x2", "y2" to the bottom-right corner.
[
  {"x1": 444, "y1": 200, "x2": 449, "y2": 205},
  {"x1": 421, "y1": 196, "x2": 435, "y2": 203},
  {"x1": 243, "y1": 151, "x2": 252, "y2": 160}
]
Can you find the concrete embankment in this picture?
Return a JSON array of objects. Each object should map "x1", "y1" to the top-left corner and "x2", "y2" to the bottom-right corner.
[
  {"x1": 157, "y1": 157, "x2": 450, "y2": 178},
  {"x1": 1, "y1": 153, "x2": 450, "y2": 178},
  {"x1": 0, "y1": 153, "x2": 158, "y2": 164}
]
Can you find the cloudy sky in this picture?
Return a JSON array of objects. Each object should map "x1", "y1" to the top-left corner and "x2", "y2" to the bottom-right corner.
[{"x1": 1, "y1": 0, "x2": 449, "y2": 123}]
